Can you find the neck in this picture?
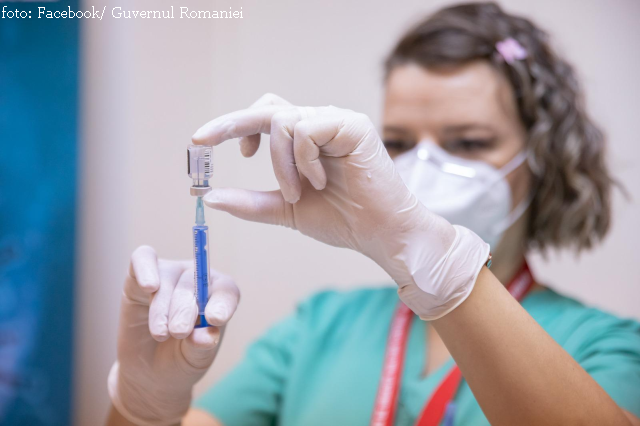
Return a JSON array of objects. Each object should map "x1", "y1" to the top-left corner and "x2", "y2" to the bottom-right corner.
[
  {"x1": 489, "y1": 209, "x2": 530, "y2": 285},
  {"x1": 491, "y1": 243, "x2": 527, "y2": 285}
]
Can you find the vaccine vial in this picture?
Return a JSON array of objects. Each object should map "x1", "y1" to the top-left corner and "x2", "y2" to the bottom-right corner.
[{"x1": 187, "y1": 144, "x2": 213, "y2": 196}]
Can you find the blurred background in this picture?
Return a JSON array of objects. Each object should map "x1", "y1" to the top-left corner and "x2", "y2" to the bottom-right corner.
[{"x1": 1, "y1": 0, "x2": 638, "y2": 425}]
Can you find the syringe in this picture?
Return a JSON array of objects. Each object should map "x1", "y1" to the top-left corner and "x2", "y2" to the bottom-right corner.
[
  {"x1": 193, "y1": 197, "x2": 209, "y2": 328},
  {"x1": 187, "y1": 144, "x2": 213, "y2": 328}
]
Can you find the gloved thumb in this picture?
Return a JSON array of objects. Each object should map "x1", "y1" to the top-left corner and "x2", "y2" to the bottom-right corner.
[
  {"x1": 203, "y1": 188, "x2": 295, "y2": 229},
  {"x1": 179, "y1": 327, "x2": 222, "y2": 371}
]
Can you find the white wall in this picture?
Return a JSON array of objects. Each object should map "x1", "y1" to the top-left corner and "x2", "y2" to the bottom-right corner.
[{"x1": 76, "y1": 0, "x2": 640, "y2": 424}]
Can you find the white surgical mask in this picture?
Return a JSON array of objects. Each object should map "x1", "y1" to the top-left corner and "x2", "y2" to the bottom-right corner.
[{"x1": 393, "y1": 141, "x2": 530, "y2": 250}]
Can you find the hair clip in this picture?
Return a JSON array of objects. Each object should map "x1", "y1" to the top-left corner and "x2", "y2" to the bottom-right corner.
[{"x1": 495, "y1": 38, "x2": 528, "y2": 64}]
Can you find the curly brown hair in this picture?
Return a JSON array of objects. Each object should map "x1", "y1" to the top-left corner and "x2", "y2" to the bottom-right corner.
[{"x1": 385, "y1": 2, "x2": 614, "y2": 252}]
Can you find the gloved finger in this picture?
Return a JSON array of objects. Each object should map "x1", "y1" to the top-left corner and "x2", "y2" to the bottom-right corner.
[
  {"x1": 205, "y1": 270, "x2": 240, "y2": 327},
  {"x1": 122, "y1": 274, "x2": 150, "y2": 305},
  {"x1": 148, "y1": 260, "x2": 186, "y2": 342},
  {"x1": 191, "y1": 105, "x2": 293, "y2": 146},
  {"x1": 239, "y1": 134, "x2": 262, "y2": 158},
  {"x1": 128, "y1": 245, "x2": 161, "y2": 293},
  {"x1": 293, "y1": 118, "x2": 333, "y2": 191},
  {"x1": 295, "y1": 112, "x2": 364, "y2": 158},
  {"x1": 252, "y1": 92, "x2": 293, "y2": 107},
  {"x1": 239, "y1": 93, "x2": 294, "y2": 158},
  {"x1": 270, "y1": 108, "x2": 306, "y2": 202},
  {"x1": 180, "y1": 326, "x2": 222, "y2": 370},
  {"x1": 168, "y1": 268, "x2": 198, "y2": 339},
  {"x1": 203, "y1": 188, "x2": 295, "y2": 229}
]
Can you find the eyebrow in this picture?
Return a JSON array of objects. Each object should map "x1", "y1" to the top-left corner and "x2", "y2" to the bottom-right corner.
[
  {"x1": 442, "y1": 124, "x2": 495, "y2": 134},
  {"x1": 382, "y1": 125, "x2": 411, "y2": 135}
]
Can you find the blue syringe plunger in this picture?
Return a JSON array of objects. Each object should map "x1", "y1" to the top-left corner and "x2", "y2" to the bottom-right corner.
[
  {"x1": 193, "y1": 222, "x2": 210, "y2": 328},
  {"x1": 193, "y1": 196, "x2": 210, "y2": 328}
]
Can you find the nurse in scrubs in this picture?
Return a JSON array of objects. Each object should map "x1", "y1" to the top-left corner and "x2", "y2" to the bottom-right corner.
[{"x1": 106, "y1": 3, "x2": 640, "y2": 426}]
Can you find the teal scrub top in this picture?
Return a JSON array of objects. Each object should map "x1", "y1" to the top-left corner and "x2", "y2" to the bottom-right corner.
[{"x1": 194, "y1": 287, "x2": 640, "y2": 425}]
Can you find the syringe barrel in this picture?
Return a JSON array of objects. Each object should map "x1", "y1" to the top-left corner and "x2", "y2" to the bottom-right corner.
[
  {"x1": 187, "y1": 144, "x2": 213, "y2": 195},
  {"x1": 192, "y1": 224, "x2": 210, "y2": 328}
]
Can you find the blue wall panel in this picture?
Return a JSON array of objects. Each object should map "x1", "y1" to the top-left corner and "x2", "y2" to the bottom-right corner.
[{"x1": 0, "y1": 0, "x2": 78, "y2": 424}]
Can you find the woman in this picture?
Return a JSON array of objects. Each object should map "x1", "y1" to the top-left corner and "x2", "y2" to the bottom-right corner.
[{"x1": 107, "y1": 3, "x2": 640, "y2": 425}]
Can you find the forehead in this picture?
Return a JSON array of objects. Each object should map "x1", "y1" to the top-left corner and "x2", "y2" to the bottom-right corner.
[{"x1": 383, "y1": 61, "x2": 518, "y2": 127}]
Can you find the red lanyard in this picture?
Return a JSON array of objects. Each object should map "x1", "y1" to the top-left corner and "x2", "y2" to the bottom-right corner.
[{"x1": 371, "y1": 262, "x2": 534, "y2": 426}]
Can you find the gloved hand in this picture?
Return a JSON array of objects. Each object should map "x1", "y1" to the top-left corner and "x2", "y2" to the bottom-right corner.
[
  {"x1": 108, "y1": 246, "x2": 240, "y2": 426},
  {"x1": 192, "y1": 94, "x2": 489, "y2": 320}
]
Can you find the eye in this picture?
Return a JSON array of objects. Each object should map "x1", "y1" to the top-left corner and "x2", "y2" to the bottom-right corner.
[
  {"x1": 383, "y1": 139, "x2": 413, "y2": 154},
  {"x1": 443, "y1": 138, "x2": 494, "y2": 154}
]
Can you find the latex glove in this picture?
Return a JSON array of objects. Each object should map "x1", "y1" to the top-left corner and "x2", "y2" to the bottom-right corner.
[
  {"x1": 192, "y1": 95, "x2": 489, "y2": 320},
  {"x1": 108, "y1": 246, "x2": 240, "y2": 426}
]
